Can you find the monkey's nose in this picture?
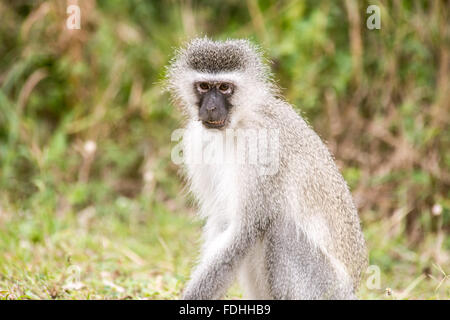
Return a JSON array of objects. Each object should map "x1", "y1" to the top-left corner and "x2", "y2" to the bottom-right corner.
[{"x1": 206, "y1": 105, "x2": 216, "y2": 112}]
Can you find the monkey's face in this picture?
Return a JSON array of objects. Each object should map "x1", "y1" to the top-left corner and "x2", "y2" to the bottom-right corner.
[
  {"x1": 194, "y1": 81, "x2": 234, "y2": 129},
  {"x1": 167, "y1": 39, "x2": 277, "y2": 130}
]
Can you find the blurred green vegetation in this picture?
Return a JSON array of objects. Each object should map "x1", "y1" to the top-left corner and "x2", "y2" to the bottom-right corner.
[{"x1": 0, "y1": 0, "x2": 448, "y2": 299}]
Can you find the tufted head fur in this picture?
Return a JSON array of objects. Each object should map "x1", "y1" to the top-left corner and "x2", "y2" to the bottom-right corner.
[{"x1": 185, "y1": 38, "x2": 261, "y2": 73}]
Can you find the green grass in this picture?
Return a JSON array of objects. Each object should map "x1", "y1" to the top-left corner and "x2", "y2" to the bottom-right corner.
[
  {"x1": 0, "y1": 0, "x2": 448, "y2": 300},
  {"x1": 0, "y1": 192, "x2": 197, "y2": 299},
  {"x1": 0, "y1": 194, "x2": 447, "y2": 299}
]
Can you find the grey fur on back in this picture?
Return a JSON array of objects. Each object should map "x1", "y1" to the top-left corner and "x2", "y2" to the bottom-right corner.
[{"x1": 259, "y1": 100, "x2": 368, "y2": 292}]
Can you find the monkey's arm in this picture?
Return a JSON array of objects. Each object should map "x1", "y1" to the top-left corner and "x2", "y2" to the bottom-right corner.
[{"x1": 182, "y1": 220, "x2": 263, "y2": 300}]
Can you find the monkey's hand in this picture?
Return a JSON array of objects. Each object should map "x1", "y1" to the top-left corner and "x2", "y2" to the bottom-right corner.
[{"x1": 181, "y1": 223, "x2": 259, "y2": 300}]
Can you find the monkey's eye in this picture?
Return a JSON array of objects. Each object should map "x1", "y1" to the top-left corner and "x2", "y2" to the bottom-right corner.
[
  {"x1": 197, "y1": 82, "x2": 210, "y2": 93},
  {"x1": 218, "y1": 83, "x2": 231, "y2": 93}
]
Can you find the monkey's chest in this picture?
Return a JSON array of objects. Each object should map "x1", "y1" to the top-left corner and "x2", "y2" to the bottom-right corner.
[
  {"x1": 182, "y1": 123, "x2": 240, "y2": 219},
  {"x1": 191, "y1": 163, "x2": 238, "y2": 215},
  {"x1": 192, "y1": 163, "x2": 240, "y2": 243}
]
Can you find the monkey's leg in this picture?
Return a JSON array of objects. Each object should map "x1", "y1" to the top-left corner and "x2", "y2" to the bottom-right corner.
[
  {"x1": 238, "y1": 239, "x2": 272, "y2": 299},
  {"x1": 182, "y1": 221, "x2": 262, "y2": 300},
  {"x1": 265, "y1": 218, "x2": 356, "y2": 300}
]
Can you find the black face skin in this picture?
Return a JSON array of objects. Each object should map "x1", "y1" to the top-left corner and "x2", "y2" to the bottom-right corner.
[{"x1": 194, "y1": 81, "x2": 234, "y2": 129}]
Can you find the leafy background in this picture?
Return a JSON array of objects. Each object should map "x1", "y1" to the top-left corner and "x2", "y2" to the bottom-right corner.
[{"x1": 0, "y1": 0, "x2": 448, "y2": 299}]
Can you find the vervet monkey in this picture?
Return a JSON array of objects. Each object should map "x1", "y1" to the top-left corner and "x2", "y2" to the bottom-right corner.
[{"x1": 166, "y1": 38, "x2": 367, "y2": 300}]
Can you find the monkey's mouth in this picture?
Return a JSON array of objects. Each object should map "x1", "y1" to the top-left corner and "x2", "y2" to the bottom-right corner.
[{"x1": 202, "y1": 118, "x2": 227, "y2": 129}]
